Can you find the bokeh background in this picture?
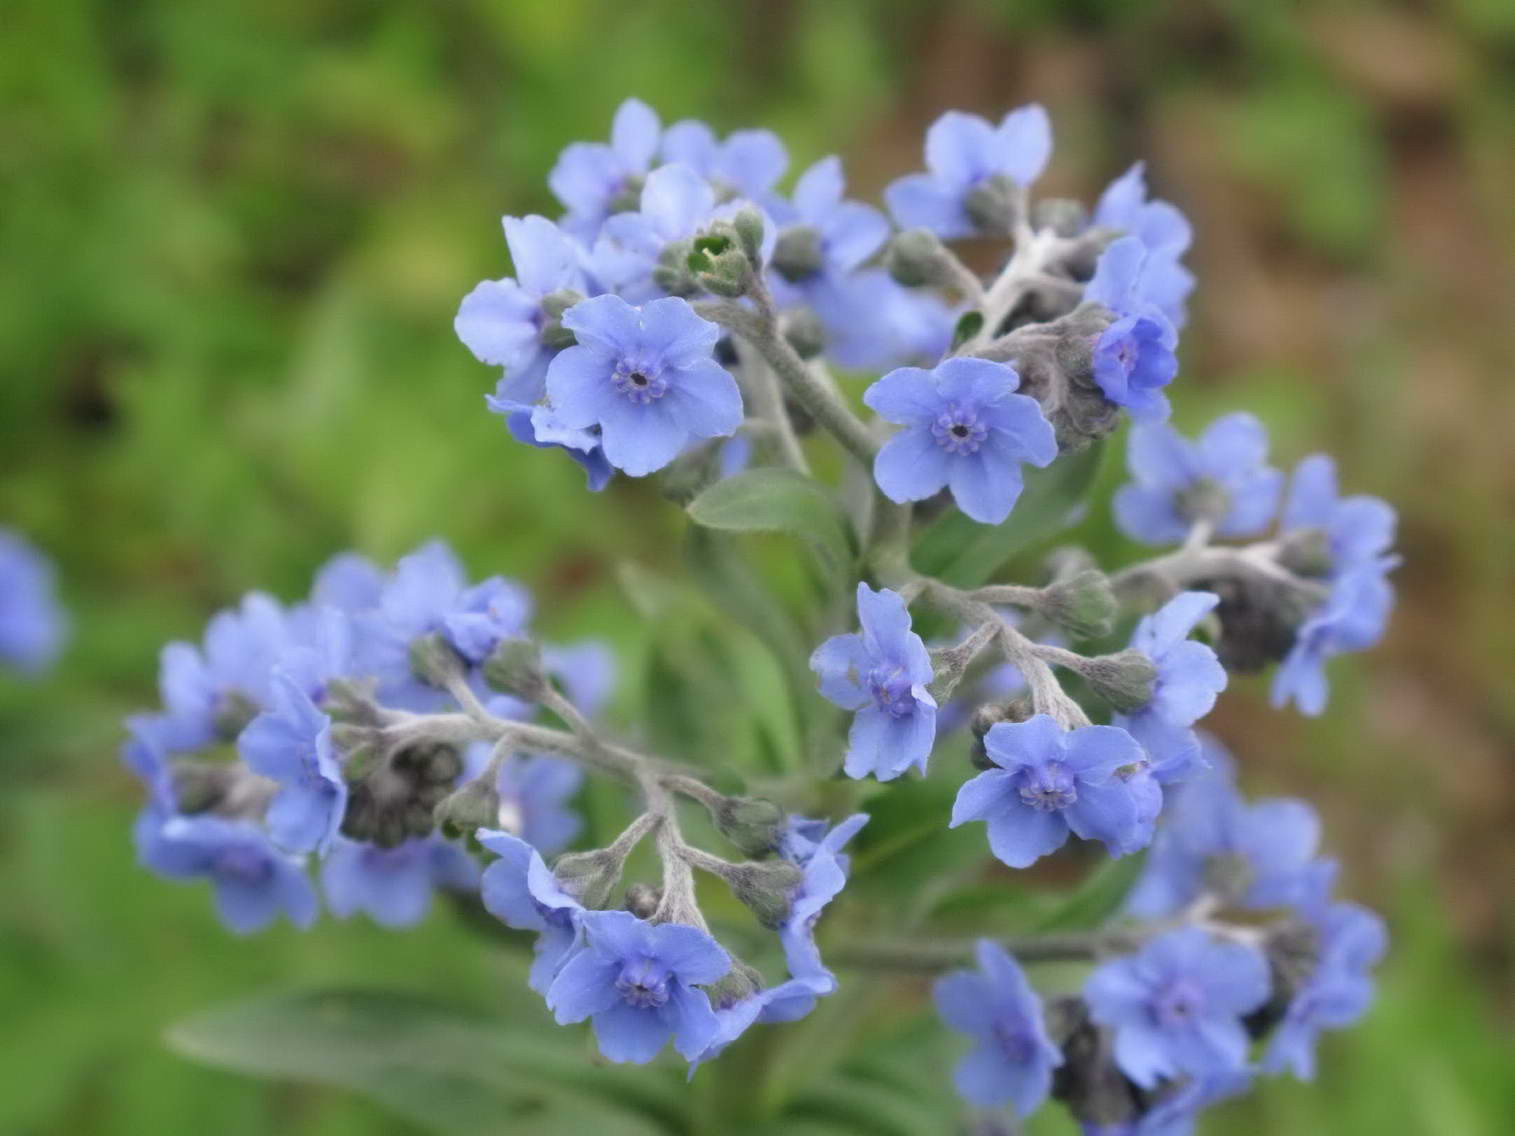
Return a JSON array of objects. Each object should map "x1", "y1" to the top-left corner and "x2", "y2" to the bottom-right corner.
[{"x1": 4, "y1": 1, "x2": 1514, "y2": 1132}]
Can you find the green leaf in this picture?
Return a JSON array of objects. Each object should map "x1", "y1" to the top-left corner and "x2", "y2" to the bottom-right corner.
[
  {"x1": 165, "y1": 988, "x2": 684, "y2": 1136},
  {"x1": 686, "y1": 469, "x2": 857, "y2": 582},
  {"x1": 913, "y1": 441, "x2": 1105, "y2": 587}
]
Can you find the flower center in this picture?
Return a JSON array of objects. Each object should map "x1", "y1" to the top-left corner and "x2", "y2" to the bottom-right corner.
[
  {"x1": 612, "y1": 361, "x2": 669, "y2": 404},
  {"x1": 615, "y1": 957, "x2": 671, "y2": 1009},
  {"x1": 1153, "y1": 979, "x2": 1205, "y2": 1029},
  {"x1": 866, "y1": 662, "x2": 915, "y2": 719},
  {"x1": 930, "y1": 404, "x2": 988, "y2": 456},
  {"x1": 215, "y1": 845, "x2": 273, "y2": 884},
  {"x1": 1015, "y1": 762, "x2": 1077, "y2": 813},
  {"x1": 992, "y1": 1022, "x2": 1037, "y2": 1065}
]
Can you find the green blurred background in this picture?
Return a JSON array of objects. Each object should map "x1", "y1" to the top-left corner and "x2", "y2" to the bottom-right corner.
[{"x1": 3, "y1": 0, "x2": 1514, "y2": 1132}]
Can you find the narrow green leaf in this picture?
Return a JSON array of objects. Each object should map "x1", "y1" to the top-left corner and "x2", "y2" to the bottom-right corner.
[
  {"x1": 913, "y1": 441, "x2": 1105, "y2": 587},
  {"x1": 165, "y1": 988, "x2": 683, "y2": 1136},
  {"x1": 686, "y1": 469, "x2": 857, "y2": 581}
]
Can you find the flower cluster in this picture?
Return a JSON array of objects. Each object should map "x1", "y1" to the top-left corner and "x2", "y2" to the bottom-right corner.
[{"x1": 120, "y1": 98, "x2": 1396, "y2": 1125}]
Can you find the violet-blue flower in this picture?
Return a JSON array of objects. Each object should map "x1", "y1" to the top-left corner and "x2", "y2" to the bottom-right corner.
[
  {"x1": 321, "y1": 835, "x2": 479, "y2": 928},
  {"x1": 140, "y1": 813, "x2": 318, "y2": 935},
  {"x1": 0, "y1": 528, "x2": 67, "y2": 672},
  {"x1": 494, "y1": 754, "x2": 584, "y2": 857},
  {"x1": 544, "y1": 294, "x2": 741, "y2": 477},
  {"x1": 455, "y1": 214, "x2": 588, "y2": 403},
  {"x1": 1089, "y1": 305, "x2": 1178, "y2": 423},
  {"x1": 1084, "y1": 927, "x2": 1270, "y2": 1089},
  {"x1": 478, "y1": 828, "x2": 586, "y2": 994},
  {"x1": 1265, "y1": 902, "x2": 1387, "y2": 1080},
  {"x1": 809, "y1": 268, "x2": 957, "y2": 370},
  {"x1": 1270, "y1": 566, "x2": 1393, "y2": 717},
  {"x1": 1125, "y1": 762, "x2": 1335, "y2": 919},
  {"x1": 442, "y1": 576, "x2": 533, "y2": 665},
  {"x1": 952, "y1": 715, "x2": 1156, "y2": 868},
  {"x1": 660, "y1": 119, "x2": 788, "y2": 204},
  {"x1": 777, "y1": 813, "x2": 868, "y2": 983},
  {"x1": 1093, "y1": 163, "x2": 1196, "y2": 330},
  {"x1": 309, "y1": 551, "x2": 386, "y2": 614},
  {"x1": 546, "y1": 908, "x2": 729, "y2": 1064},
  {"x1": 158, "y1": 592, "x2": 291, "y2": 750},
  {"x1": 809, "y1": 583, "x2": 936, "y2": 781},
  {"x1": 770, "y1": 156, "x2": 889, "y2": 293},
  {"x1": 549, "y1": 98, "x2": 662, "y2": 237},
  {"x1": 237, "y1": 670, "x2": 346, "y2": 856},
  {"x1": 1113, "y1": 592, "x2": 1226, "y2": 785},
  {"x1": 487, "y1": 396, "x2": 613, "y2": 491},
  {"x1": 687, "y1": 971, "x2": 834, "y2": 1075},
  {"x1": 885, "y1": 106, "x2": 1053, "y2": 238},
  {"x1": 935, "y1": 939, "x2": 1062, "y2": 1114},
  {"x1": 1114, "y1": 413, "x2": 1284, "y2": 545},
  {"x1": 865, "y1": 357, "x2": 1057, "y2": 524},
  {"x1": 1281, "y1": 454, "x2": 1397, "y2": 577}
]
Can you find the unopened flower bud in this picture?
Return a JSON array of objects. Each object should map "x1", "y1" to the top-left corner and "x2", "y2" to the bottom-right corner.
[
  {"x1": 688, "y1": 229, "x2": 751, "y2": 298},
  {"x1": 481, "y1": 636, "x2": 547, "y2": 700},
  {"x1": 551, "y1": 847, "x2": 625, "y2": 910},
  {"x1": 538, "y1": 289, "x2": 586, "y2": 350},
  {"x1": 1032, "y1": 197, "x2": 1089, "y2": 238},
  {"x1": 963, "y1": 173, "x2": 1018, "y2": 234},
  {"x1": 703, "y1": 957, "x2": 764, "y2": 1011},
  {"x1": 323, "y1": 677, "x2": 384, "y2": 726},
  {"x1": 1276, "y1": 527, "x2": 1332, "y2": 579},
  {"x1": 731, "y1": 207, "x2": 767, "y2": 268},
  {"x1": 723, "y1": 860, "x2": 803, "y2": 929},
  {"x1": 653, "y1": 241, "x2": 701, "y2": 297},
  {"x1": 771, "y1": 224, "x2": 824, "y2": 283},
  {"x1": 624, "y1": 882, "x2": 661, "y2": 919},
  {"x1": 409, "y1": 631, "x2": 465, "y2": 689},
  {"x1": 1039, "y1": 569, "x2": 1118, "y2": 640},
  {"x1": 433, "y1": 774, "x2": 500, "y2": 840},
  {"x1": 1082, "y1": 649, "x2": 1159, "y2": 712},
  {"x1": 886, "y1": 228, "x2": 951, "y2": 289},
  {"x1": 783, "y1": 310, "x2": 826, "y2": 360},
  {"x1": 712, "y1": 795, "x2": 786, "y2": 858}
]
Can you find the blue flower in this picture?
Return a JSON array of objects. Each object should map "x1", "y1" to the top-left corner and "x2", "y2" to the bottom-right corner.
[
  {"x1": 486, "y1": 396, "x2": 613, "y2": 491},
  {"x1": 951, "y1": 715, "x2": 1156, "y2": 868},
  {"x1": 455, "y1": 215, "x2": 588, "y2": 403},
  {"x1": 545, "y1": 908, "x2": 729, "y2": 1064},
  {"x1": 660, "y1": 119, "x2": 788, "y2": 203},
  {"x1": 544, "y1": 294, "x2": 742, "y2": 476},
  {"x1": 321, "y1": 836, "x2": 479, "y2": 928},
  {"x1": 865, "y1": 357, "x2": 1058, "y2": 524},
  {"x1": 1093, "y1": 163, "x2": 1196, "y2": 330},
  {"x1": 587, "y1": 163, "x2": 721, "y2": 300},
  {"x1": 810, "y1": 583, "x2": 937, "y2": 781},
  {"x1": 1265, "y1": 902, "x2": 1386, "y2": 1079},
  {"x1": 688, "y1": 972, "x2": 834, "y2": 1075},
  {"x1": 1129, "y1": 1071, "x2": 1253, "y2": 1136},
  {"x1": 237, "y1": 670, "x2": 347, "y2": 855},
  {"x1": 1270, "y1": 566, "x2": 1393, "y2": 717},
  {"x1": 1114, "y1": 413, "x2": 1284, "y2": 545},
  {"x1": 1090, "y1": 311, "x2": 1177, "y2": 423},
  {"x1": 495, "y1": 754, "x2": 584, "y2": 857},
  {"x1": 139, "y1": 813, "x2": 318, "y2": 935},
  {"x1": 935, "y1": 940, "x2": 1062, "y2": 1113},
  {"x1": 1281, "y1": 454, "x2": 1397, "y2": 577},
  {"x1": 1114, "y1": 592, "x2": 1226, "y2": 785},
  {"x1": 771, "y1": 156, "x2": 889, "y2": 289},
  {"x1": 158, "y1": 592, "x2": 291, "y2": 750},
  {"x1": 777, "y1": 812, "x2": 867, "y2": 872},
  {"x1": 0, "y1": 529, "x2": 67, "y2": 673},
  {"x1": 549, "y1": 98, "x2": 663, "y2": 237},
  {"x1": 1084, "y1": 927, "x2": 1270, "y2": 1089},
  {"x1": 308, "y1": 551, "x2": 386, "y2": 614},
  {"x1": 807, "y1": 268, "x2": 957, "y2": 370},
  {"x1": 1125, "y1": 762, "x2": 1335, "y2": 920},
  {"x1": 777, "y1": 813, "x2": 868, "y2": 983},
  {"x1": 442, "y1": 577, "x2": 534, "y2": 665},
  {"x1": 885, "y1": 106, "x2": 1053, "y2": 238},
  {"x1": 478, "y1": 829, "x2": 587, "y2": 994}
]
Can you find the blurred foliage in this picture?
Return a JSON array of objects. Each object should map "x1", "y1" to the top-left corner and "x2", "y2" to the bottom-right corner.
[{"x1": 3, "y1": 0, "x2": 1514, "y2": 1132}]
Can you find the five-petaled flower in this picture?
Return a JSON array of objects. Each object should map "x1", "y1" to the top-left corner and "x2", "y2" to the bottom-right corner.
[
  {"x1": 478, "y1": 829, "x2": 587, "y2": 994},
  {"x1": 544, "y1": 294, "x2": 742, "y2": 476},
  {"x1": 810, "y1": 583, "x2": 937, "y2": 781},
  {"x1": 1084, "y1": 926, "x2": 1270, "y2": 1089},
  {"x1": 546, "y1": 909, "x2": 730, "y2": 1064},
  {"x1": 951, "y1": 715, "x2": 1156, "y2": 868},
  {"x1": 935, "y1": 940, "x2": 1062, "y2": 1114},
  {"x1": 866, "y1": 357, "x2": 1057, "y2": 525}
]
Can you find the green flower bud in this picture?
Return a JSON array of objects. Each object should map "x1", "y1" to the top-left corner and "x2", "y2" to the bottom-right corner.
[
  {"x1": 712, "y1": 795, "x2": 786, "y2": 858},
  {"x1": 723, "y1": 860, "x2": 803, "y2": 929},
  {"x1": 481, "y1": 636, "x2": 547, "y2": 699},
  {"x1": 1040, "y1": 569, "x2": 1118, "y2": 641},
  {"x1": 703, "y1": 957, "x2": 764, "y2": 1011},
  {"x1": 653, "y1": 241, "x2": 702, "y2": 297},
  {"x1": 885, "y1": 228, "x2": 949, "y2": 288},
  {"x1": 551, "y1": 847, "x2": 625, "y2": 910},
  {"x1": 433, "y1": 775, "x2": 500, "y2": 841},
  {"x1": 731, "y1": 207, "x2": 767, "y2": 267},
  {"x1": 408, "y1": 631, "x2": 465, "y2": 689},
  {"x1": 1082, "y1": 649, "x2": 1159, "y2": 712},
  {"x1": 783, "y1": 310, "x2": 826, "y2": 361},
  {"x1": 538, "y1": 288, "x2": 586, "y2": 350},
  {"x1": 771, "y1": 224, "x2": 824, "y2": 283}
]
